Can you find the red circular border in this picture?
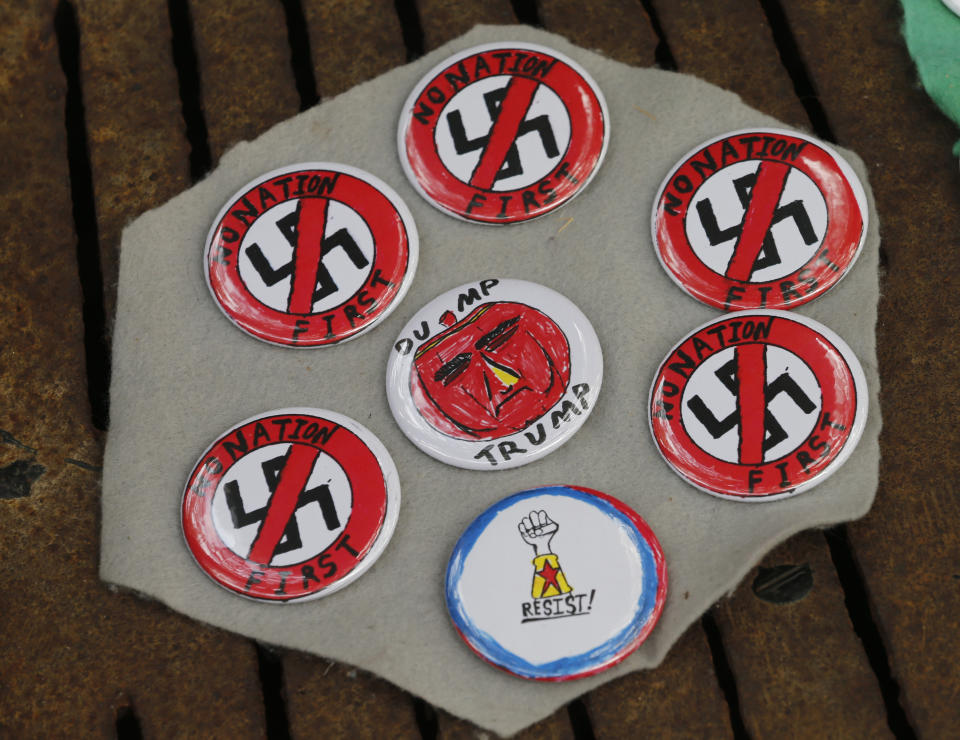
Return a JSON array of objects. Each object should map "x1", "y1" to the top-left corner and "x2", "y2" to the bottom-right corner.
[
  {"x1": 649, "y1": 313, "x2": 859, "y2": 498},
  {"x1": 402, "y1": 47, "x2": 606, "y2": 223},
  {"x1": 653, "y1": 131, "x2": 864, "y2": 310},
  {"x1": 206, "y1": 168, "x2": 411, "y2": 346},
  {"x1": 182, "y1": 412, "x2": 388, "y2": 601}
]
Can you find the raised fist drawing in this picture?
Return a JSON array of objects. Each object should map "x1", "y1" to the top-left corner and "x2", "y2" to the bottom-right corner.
[{"x1": 518, "y1": 510, "x2": 558, "y2": 557}]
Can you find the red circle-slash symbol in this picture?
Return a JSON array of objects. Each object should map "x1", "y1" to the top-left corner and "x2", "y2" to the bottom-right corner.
[
  {"x1": 650, "y1": 312, "x2": 862, "y2": 499},
  {"x1": 411, "y1": 302, "x2": 571, "y2": 440},
  {"x1": 653, "y1": 130, "x2": 865, "y2": 310},
  {"x1": 183, "y1": 411, "x2": 389, "y2": 601},
  {"x1": 400, "y1": 44, "x2": 607, "y2": 224},
  {"x1": 206, "y1": 166, "x2": 413, "y2": 346}
]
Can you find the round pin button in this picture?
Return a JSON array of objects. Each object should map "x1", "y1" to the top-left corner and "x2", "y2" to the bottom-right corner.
[
  {"x1": 386, "y1": 279, "x2": 603, "y2": 470},
  {"x1": 652, "y1": 128, "x2": 868, "y2": 311},
  {"x1": 205, "y1": 163, "x2": 418, "y2": 347},
  {"x1": 398, "y1": 42, "x2": 609, "y2": 224},
  {"x1": 182, "y1": 408, "x2": 399, "y2": 602},
  {"x1": 649, "y1": 310, "x2": 868, "y2": 501},
  {"x1": 446, "y1": 485, "x2": 667, "y2": 680}
]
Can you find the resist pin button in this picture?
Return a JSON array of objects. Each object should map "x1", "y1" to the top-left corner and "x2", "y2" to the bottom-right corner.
[
  {"x1": 652, "y1": 128, "x2": 868, "y2": 311},
  {"x1": 386, "y1": 279, "x2": 603, "y2": 470},
  {"x1": 398, "y1": 42, "x2": 609, "y2": 224},
  {"x1": 182, "y1": 408, "x2": 399, "y2": 602},
  {"x1": 446, "y1": 485, "x2": 668, "y2": 681},
  {"x1": 205, "y1": 163, "x2": 418, "y2": 347},
  {"x1": 648, "y1": 310, "x2": 868, "y2": 501}
]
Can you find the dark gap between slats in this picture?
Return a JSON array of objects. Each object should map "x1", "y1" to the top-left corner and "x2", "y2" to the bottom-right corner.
[
  {"x1": 824, "y1": 527, "x2": 918, "y2": 739},
  {"x1": 635, "y1": 9, "x2": 743, "y2": 732},
  {"x1": 54, "y1": 0, "x2": 111, "y2": 432},
  {"x1": 115, "y1": 702, "x2": 143, "y2": 740},
  {"x1": 639, "y1": 0, "x2": 678, "y2": 71},
  {"x1": 511, "y1": 0, "x2": 542, "y2": 27},
  {"x1": 567, "y1": 698, "x2": 596, "y2": 740},
  {"x1": 280, "y1": 0, "x2": 319, "y2": 109},
  {"x1": 256, "y1": 643, "x2": 292, "y2": 740},
  {"x1": 167, "y1": 0, "x2": 211, "y2": 180},
  {"x1": 702, "y1": 613, "x2": 751, "y2": 740},
  {"x1": 756, "y1": 0, "x2": 833, "y2": 141},
  {"x1": 758, "y1": 2, "x2": 918, "y2": 735},
  {"x1": 413, "y1": 697, "x2": 438, "y2": 740},
  {"x1": 394, "y1": 0, "x2": 425, "y2": 61}
]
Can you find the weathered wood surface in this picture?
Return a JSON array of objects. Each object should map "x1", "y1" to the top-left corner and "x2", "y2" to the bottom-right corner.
[
  {"x1": 781, "y1": 0, "x2": 960, "y2": 735},
  {"x1": 1, "y1": 0, "x2": 957, "y2": 736}
]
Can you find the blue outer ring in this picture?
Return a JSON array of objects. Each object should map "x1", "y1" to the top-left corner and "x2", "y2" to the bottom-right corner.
[{"x1": 445, "y1": 486, "x2": 662, "y2": 680}]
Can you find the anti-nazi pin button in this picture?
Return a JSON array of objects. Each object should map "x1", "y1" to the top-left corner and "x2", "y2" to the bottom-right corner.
[
  {"x1": 182, "y1": 408, "x2": 399, "y2": 602},
  {"x1": 398, "y1": 42, "x2": 609, "y2": 224},
  {"x1": 652, "y1": 129, "x2": 868, "y2": 311},
  {"x1": 445, "y1": 485, "x2": 667, "y2": 680},
  {"x1": 649, "y1": 310, "x2": 868, "y2": 501},
  {"x1": 386, "y1": 279, "x2": 603, "y2": 470},
  {"x1": 205, "y1": 163, "x2": 418, "y2": 347}
]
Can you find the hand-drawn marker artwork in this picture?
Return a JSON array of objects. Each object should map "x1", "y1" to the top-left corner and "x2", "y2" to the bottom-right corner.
[
  {"x1": 445, "y1": 486, "x2": 667, "y2": 681},
  {"x1": 205, "y1": 163, "x2": 418, "y2": 347},
  {"x1": 386, "y1": 279, "x2": 603, "y2": 470},
  {"x1": 649, "y1": 310, "x2": 869, "y2": 501},
  {"x1": 518, "y1": 510, "x2": 573, "y2": 597},
  {"x1": 652, "y1": 128, "x2": 867, "y2": 311},
  {"x1": 412, "y1": 302, "x2": 571, "y2": 441},
  {"x1": 182, "y1": 409, "x2": 400, "y2": 602},
  {"x1": 398, "y1": 42, "x2": 609, "y2": 224}
]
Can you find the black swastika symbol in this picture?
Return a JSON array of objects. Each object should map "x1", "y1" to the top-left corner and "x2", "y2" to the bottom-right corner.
[
  {"x1": 687, "y1": 354, "x2": 817, "y2": 453},
  {"x1": 695, "y1": 170, "x2": 819, "y2": 277},
  {"x1": 446, "y1": 85, "x2": 559, "y2": 183},
  {"x1": 245, "y1": 207, "x2": 368, "y2": 303},
  {"x1": 224, "y1": 450, "x2": 341, "y2": 559}
]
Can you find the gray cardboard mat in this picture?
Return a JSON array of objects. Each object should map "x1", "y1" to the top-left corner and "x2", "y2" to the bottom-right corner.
[{"x1": 101, "y1": 25, "x2": 881, "y2": 737}]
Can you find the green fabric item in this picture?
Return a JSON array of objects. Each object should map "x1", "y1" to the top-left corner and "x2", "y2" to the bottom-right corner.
[{"x1": 901, "y1": 0, "x2": 960, "y2": 155}]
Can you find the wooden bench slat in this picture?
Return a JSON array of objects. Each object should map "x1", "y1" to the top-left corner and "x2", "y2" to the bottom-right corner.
[
  {"x1": 415, "y1": 0, "x2": 516, "y2": 52},
  {"x1": 75, "y1": 0, "x2": 192, "y2": 327},
  {"x1": 587, "y1": 627, "x2": 733, "y2": 737},
  {"x1": 654, "y1": 0, "x2": 807, "y2": 128},
  {"x1": 438, "y1": 706, "x2": 574, "y2": 739},
  {"x1": 0, "y1": 3, "x2": 265, "y2": 736},
  {"x1": 779, "y1": 0, "x2": 960, "y2": 734},
  {"x1": 302, "y1": 0, "x2": 406, "y2": 99},
  {"x1": 190, "y1": 0, "x2": 300, "y2": 164},
  {"x1": 531, "y1": 6, "x2": 734, "y2": 736},
  {"x1": 188, "y1": 4, "x2": 430, "y2": 729},
  {"x1": 650, "y1": 2, "x2": 893, "y2": 735},
  {"x1": 714, "y1": 532, "x2": 891, "y2": 737},
  {"x1": 283, "y1": 655, "x2": 422, "y2": 739},
  {"x1": 538, "y1": 0, "x2": 659, "y2": 68}
]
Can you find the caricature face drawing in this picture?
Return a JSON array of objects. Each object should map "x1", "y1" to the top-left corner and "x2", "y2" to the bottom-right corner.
[{"x1": 412, "y1": 302, "x2": 571, "y2": 440}]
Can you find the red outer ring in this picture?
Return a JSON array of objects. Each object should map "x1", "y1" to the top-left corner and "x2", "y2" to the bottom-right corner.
[
  {"x1": 654, "y1": 131, "x2": 864, "y2": 310},
  {"x1": 454, "y1": 485, "x2": 668, "y2": 682},
  {"x1": 649, "y1": 313, "x2": 858, "y2": 498},
  {"x1": 182, "y1": 413, "x2": 388, "y2": 601},
  {"x1": 206, "y1": 169, "x2": 411, "y2": 346},
  {"x1": 402, "y1": 48, "x2": 606, "y2": 223}
]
